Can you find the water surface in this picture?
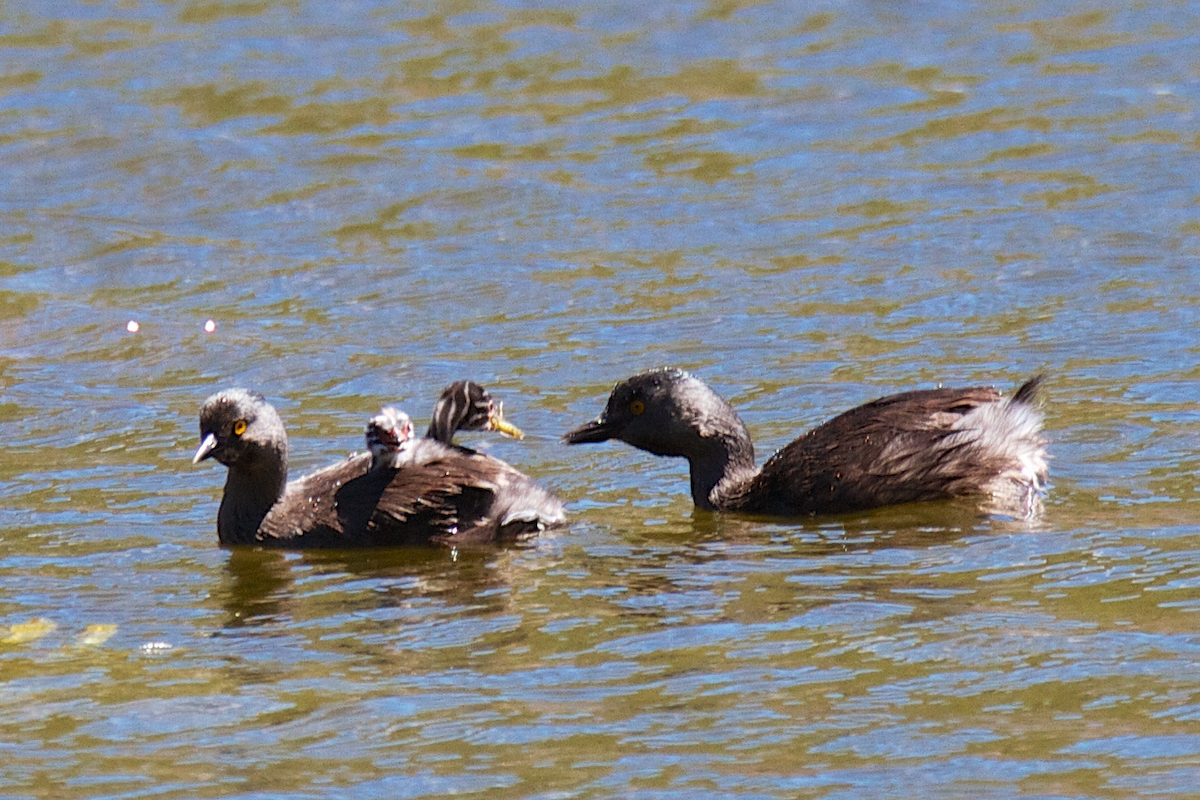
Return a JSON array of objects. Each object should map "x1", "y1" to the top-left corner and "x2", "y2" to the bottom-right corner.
[{"x1": 2, "y1": 1, "x2": 1199, "y2": 797}]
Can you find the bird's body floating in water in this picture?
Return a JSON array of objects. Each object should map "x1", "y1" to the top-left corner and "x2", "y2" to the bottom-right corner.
[
  {"x1": 194, "y1": 383, "x2": 563, "y2": 548},
  {"x1": 564, "y1": 368, "x2": 1047, "y2": 517}
]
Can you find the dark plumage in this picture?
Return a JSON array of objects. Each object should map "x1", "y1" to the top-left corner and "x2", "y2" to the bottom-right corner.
[
  {"x1": 564, "y1": 368, "x2": 1048, "y2": 517},
  {"x1": 193, "y1": 388, "x2": 564, "y2": 548}
]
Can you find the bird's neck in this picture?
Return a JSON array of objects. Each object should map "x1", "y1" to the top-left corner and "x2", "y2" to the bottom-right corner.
[
  {"x1": 426, "y1": 384, "x2": 473, "y2": 443},
  {"x1": 424, "y1": 420, "x2": 453, "y2": 444},
  {"x1": 686, "y1": 424, "x2": 758, "y2": 511},
  {"x1": 217, "y1": 444, "x2": 288, "y2": 545}
]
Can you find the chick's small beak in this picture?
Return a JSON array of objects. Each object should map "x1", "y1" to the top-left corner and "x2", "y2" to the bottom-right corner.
[
  {"x1": 370, "y1": 424, "x2": 398, "y2": 449},
  {"x1": 486, "y1": 401, "x2": 524, "y2": 440},
  {"x1": 193, "y1": 432, "x2": 219, "y2": 464},
  {"x1": 562, "y1": 416, "x2": 613, "y2": 445}
]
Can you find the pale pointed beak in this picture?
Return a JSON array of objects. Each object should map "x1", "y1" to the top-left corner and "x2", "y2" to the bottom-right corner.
[
  {"x1": 193, "y1": 432, "x2": 219, "y2": 464},
  {"x1": 486, "y1": 401, "x2": 524, "y2": 440}
]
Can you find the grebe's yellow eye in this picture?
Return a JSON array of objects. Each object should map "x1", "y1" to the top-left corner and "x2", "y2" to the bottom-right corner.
[
  {"x1": 232, "y1": 420, "x2": 247, "y2": 436},
  {"x1": 629, "y1": 399, "x2": 646, "y2": 416}
]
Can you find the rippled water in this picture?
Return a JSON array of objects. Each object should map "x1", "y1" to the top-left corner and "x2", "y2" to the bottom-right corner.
[{"x1": 3, "y1": 1, "x2": 1199, "y2": 797}]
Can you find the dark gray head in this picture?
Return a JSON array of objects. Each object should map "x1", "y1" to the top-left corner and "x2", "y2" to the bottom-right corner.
[
  {"x1": 426, "y1": 380, "x2": 523, "y2": 443},
  {"x1": 366, "y1": 406, "x2": 413, "y2": 465},
  {"x1": 563, "y1": 368, "x2": 751, "y2": 461},
  {"x1": 193, "y1": 388, "x2": 286, "y2": 468}
]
